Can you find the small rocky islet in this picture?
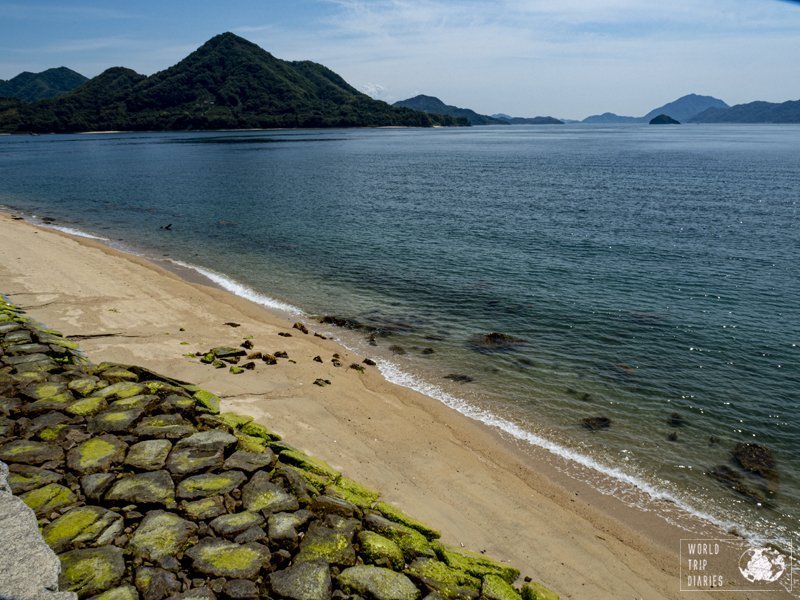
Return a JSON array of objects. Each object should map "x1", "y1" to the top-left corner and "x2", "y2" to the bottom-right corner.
[{"x1": 0, "y1": 295, "x2": 559, "y2": 600}]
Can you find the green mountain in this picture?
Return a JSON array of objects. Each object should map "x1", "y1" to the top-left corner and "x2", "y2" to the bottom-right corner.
[
  {"x1": 1, "y1": 33, "x2": 462, "y2": 133},
  {"x1": 0, "y1": 67, "x2": 88, "y2": 102},
  {"x1": 689, "y1": 99, "x2": 800, "y2": 123},
  {"x1": 394, "y1": 95, "x2": 504, "y2": 125},
  {"x1": 491, "y1": 113, "x2": 563, "y2": 124}
]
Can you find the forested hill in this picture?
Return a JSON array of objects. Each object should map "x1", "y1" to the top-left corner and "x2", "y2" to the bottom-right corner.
[
  {"x1": 0, "y1": 33, "x2": 464, "y2": 133},
  {"x1": 0, "y1": 67, "x2": 88, "y2": 102}
]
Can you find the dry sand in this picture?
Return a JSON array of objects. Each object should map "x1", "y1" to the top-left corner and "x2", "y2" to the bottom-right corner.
[{"x1": 0, "y1": 212, "x2": 763, "y2": 599}]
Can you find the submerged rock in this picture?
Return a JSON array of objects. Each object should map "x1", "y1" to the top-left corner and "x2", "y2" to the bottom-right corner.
[
  {"x1": 467, "y1": 332, "x2": 526, "y2": 352},
  {"x1": 581, "y1": 416, "x2": 611, "y2": 431},
  {"x1": 732, "y1": 443, "x2": 778, "y2": 482}
]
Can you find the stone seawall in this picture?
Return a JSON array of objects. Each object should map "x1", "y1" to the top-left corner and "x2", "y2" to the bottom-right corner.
[{"x1": 0, "y1": 295, "x2": 558, "y2": 600}]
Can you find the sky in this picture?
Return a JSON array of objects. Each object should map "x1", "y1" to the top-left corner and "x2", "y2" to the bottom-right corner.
[{"x1": 1, "y1": 0, "x2": 799, "y2": 120}]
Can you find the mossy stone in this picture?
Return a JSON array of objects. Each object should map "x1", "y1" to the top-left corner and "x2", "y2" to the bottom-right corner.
[
  {"x1": 165, "y1": 429, "x2": 237, "y2": 477},
  {"x1": 223, "y1": 450, "x2": 275, "y2": 473},
  {"x1": 210, "y1": 511, "x2": 265, "y2": 537},
  {"x1": 327, "y1": 476, "x2": 380, "y2": 508},
  {"x1": 375, "y1": 501, "x2": 440, "y2": 540},
  {"x1": 404, "y1": 558, "x2": 480, "y2": 599},
  {"x1": 26, "y1": 391, "x2": 75, "y2": 413},
  {"x1": 20, "y1": 482, "x2": 77, "y2": 516},
  {"x1": 134, "y1": 413, "x2": 196, "y2": 439},
  {"x1": 128, "y1": 510, "x2": 197, "y2": 561},
  {"x1": 185, "y1": 538, "x2": 270, "y2": 578},
  {"x1": 241, "y1": 471, "x2": 299, "y2": 514},
  {"x1": 6, "y1": 464, "x2": 62, "y2": 494},
  {"x1": 134, "y1": 566, "x2": 181, "y2": 600},
  {"x1": 92, "y1": 381, "x2": 146, "y2": 399},
  {"x1": 365, "y1": 514, "x2": 435, "y2": 562},
  {"x1": 267, "y1": 510, "x2": 313, "y2": 547},
  {"x1": 482, "y1": 574, "x2": 522, "y2": 600},
  {"x1": 100, "y1": 368, "x2": 138, "y2": 382},
  {"x1": 234, "y1": 431, "x2": 268, "y2": 454},
  {"x1": 269, "y1": 559, "x2": 331, "y2": 600},
  {"x1": 358, "y1": 530, "x2": 406, "y2": 570},
  {"x1": 87, "y1": 584, "x2": 139, "y2": 600},
  {"x1": 295, "y1": 523, "x2": 357, "y2": 567},
  {"x1": 435, "y1": 544, "x2": 519, "y2": 585},
  {"x1": 125, "y1": 439, "x2": 172, "y2": 471},
  {"x1": 229, "y1": 366, "x2": 245, "y2": 375},
  {"x1": 279, "y1": 448, "x2": 340, "y2": 480},
  {"x1": 59, "y1": 546, "x2": 126, "y2": 597},
  {"x1": 80, "y1": 473, "x2": 116, "y2": 502},
  {"x1": 0, "y1": 439, "x2": 64, "y2": 465},
  {"x1": 37, "y1": 423, "x2": 69, "y2": 441},
  {"x1": 68, "y1": 377, "x2": 98, "y2": 397},
  {"x1": 66, "y1": 395, "x2": 108, "y2": 416},
  {"x1": 181, "y1": 495, "x2": 227, "y2": 520},
  {"x1": 105, "y1": 470, "x2": 176, "y2": 508},
  {"x1": 43, "y1": 505, "x2": 123, "y2": 553},
  {"x1": 176, "y1": 470, "x2": 247, "y2": 499},
  {"x1": 66, "y1": 434, "x2": 128, "y2": 474},
  {"x1": 192, "y1": 389, "x2": 220, "y2": 414},
  {"x1": 88, "y1": 408, "x2": 144, "y2": 433},
  {"x1": 23, "y1": 381, "x2": 67, "y2": 400},
  {"x1": 240, "y1": 420, "x2": 281, "y2": 441},
  {"x1": 110, "y1": 394, "x2": 161, "y2": 412},
  {"x1": 520, "y1": 582, "x2": 559, "y2": 600},
  {"x1": 338, "y1": 565, "x2": 420, "y2": 600},
  {"x1": 217, "y1": 412, "x2": 253, "y2": 430}
]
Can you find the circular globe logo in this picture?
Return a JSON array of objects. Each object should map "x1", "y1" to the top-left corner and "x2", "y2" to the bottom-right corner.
[{"x1": 738, "y1": 547, "x2": 787, "y2": 583}]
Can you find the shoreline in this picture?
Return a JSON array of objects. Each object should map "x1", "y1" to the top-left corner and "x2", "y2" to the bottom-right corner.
[{"x1": 0, "y1": 211, "x2": 773, "y2": 598}]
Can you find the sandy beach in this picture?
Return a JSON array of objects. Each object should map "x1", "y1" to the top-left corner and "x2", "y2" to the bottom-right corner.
[{"x1": 0, "y1": 212, "x2": 763, "y2": 599}]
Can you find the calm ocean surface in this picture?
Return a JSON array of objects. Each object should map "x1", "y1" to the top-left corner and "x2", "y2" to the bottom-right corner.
[{"x1": 1, "y1": 125, "x2": 798, "y2": 544}]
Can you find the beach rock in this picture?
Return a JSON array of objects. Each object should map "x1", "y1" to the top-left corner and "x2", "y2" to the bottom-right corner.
[
  {"x1": 7, "y1": 463, "x2": 63, "y2": 493},
  {"x1": 363, "y1": 358, "x2": 377, "y2": 366},
  {"x1": 468, "y1": 332, "x2": 526, "y2": 352},
  {"x1": 181, "y1": 495, "x2": 227, "y2": 520},
  {"x1": 708, "y1": 465, "x2": 769, "y2": 504},
  {"x1": 105, "y1": 470, "x2": 176, "y2": 507},
  {"x1": 176, "y1": 470, "x2": 247, "y2": 499},
  {"x1": 135, "y1": 414, "x2": 197, "y2": 439},
  {"x1": 88, "y1": 584, "x2": 139, "y2": 600},
  {"x1": 128, "y1": 510, "x2": 197, "y2": 562},
  {"x1": 435, "y1": 545, "x2": 519, "y2": 584},
  {"x1": 234, "y1": 524, "x2": 267, "y2": 544},
  {"x1": 166, "y1": 430, "x2": 237, "y2": 477},
  {"x1": 443, "y1": 374, "x2": 473, "y2": 384},
  {"x1": 80, "y1": 472, "x2": 116, "y2": 501},
  {"x1": 66, "y1": 434, "x2": 128, "y2": 474},
  {"x1": 296, "y1": 523, "x2": 357, "y2": 566},
  {"x1": 0, "y1": 438, "x2": 64, "y2": 465},
  {"x1": 223, "y1": 450, "x2": 274, "y2": 473},
  {"x1": 21, "y1": 483, "x2": 78, "y2": 516},
  {"x1": 88, "y1": 408, "x2": 144, "y2": 433},
  {"x1": 43, "y1": 505, "x2": 124, "y2": 553},
  {"x1": 125, "y1": 439, "x2": 173, "y2": 471},
  {"x1": 732, "y1": 443, "x2": 777, "y2": 481},
  {"x1": 210, "y1": 511, "x2": 265, "y2": 538},
  {"x1": 267, "y1": 510, "x2": 312, "y2": 548},
  {"x1": 222, "y1": 579, "x2": 259, "y2": 599},
  {"x1": 185, "y1": 538, "x2": 270, "y2": 579},
  {"x1": 581, "y1": 416, "x2": 611, "y2": 431},
  {"x1": 269, "y1": 559, "x2": 332, "y2": 600},
  {"x1": 191, "y1": 389, "x2": 221, "y2": 414},
  {"x1": 59, "y1": 546, "x2": 126, "y2": 597},
  {"x1": 404, "y1": 558, "x2": 480, "y2": 599},
  {"x1": 92, "y1": 381, "x2": 147, "y2": 400},
  {"x1": 293, "y1": 322, "x2": 309, "y2": 334},
  {"x1": 375, "y1": 502, "x2": 440, "y2": 540},
  {"x1": 338, "y1": 565, "x2": 420, "y2": 600},
  {"x1": 520, "y1": 582, "x2": 559, "y2": 600},
  {"x1": 241, "y1": 471, "x2": 299, "y2": 513},
  {"x1": 135, "y1": 566, "x2": 182, "y2": 600},
  {"x1": 66, "y1": 395, "x2": 109, "y2": 416},
  {"x1": 365, "y1": 514, "x2": 435, "y2": 561},
  {"x1": 279, "y1": 448, "x2": 340, "y2": 480},
  {"x1": 389, "y1": 345, "x2": 406, "y2": 355},
  {"x1": 358, "y1": 531, "x2": 406, "y2": 570}
]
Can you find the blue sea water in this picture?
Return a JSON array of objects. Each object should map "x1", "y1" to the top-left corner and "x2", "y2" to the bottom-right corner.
[{"x1": 1, "y1": 125, "x2": 798, "y2": 545}]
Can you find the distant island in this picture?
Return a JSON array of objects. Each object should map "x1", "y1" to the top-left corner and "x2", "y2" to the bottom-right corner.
[
  {"x1": 690, "y1": 99, "x2": 800, "y2": 123},
  {"x1": 0, "y1": 33, "x2": 464, "y2": 133},
  {"x1": 394, "y1": 95, "x2": 505, "y2": 125},
  {"x1": 649, "y1": 114, "x2": 680, "y2": 125},
  {"x1": 491, "y1": 113, "x2": 564, "y2": 125},
  {"x1": 583, "y1": 94, "x2": 728, "y2": 124}
]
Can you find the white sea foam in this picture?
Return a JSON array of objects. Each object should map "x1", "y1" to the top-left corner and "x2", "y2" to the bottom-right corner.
[
  {"x1": 45, "y1": 224, "x2": 110, "y2": 241},
  {"x1": 168, "y1": 259, "x2": 303, "y2": 315},
  {"x1": 376, "y1": 358, "x2": 761, "y2": 542}
]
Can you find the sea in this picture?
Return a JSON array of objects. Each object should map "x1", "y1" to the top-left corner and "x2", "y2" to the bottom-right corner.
[{"x1": 1, "y1": 124, "x2": 798, "y2": 551}]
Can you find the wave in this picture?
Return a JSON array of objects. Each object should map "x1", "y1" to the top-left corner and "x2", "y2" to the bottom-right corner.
[
  {"x1": 167, "y1": 259, "x2": 303, "y2": 315},
  {"x1": 45, "y1": 224, "x2": 110, "y2": 241}
]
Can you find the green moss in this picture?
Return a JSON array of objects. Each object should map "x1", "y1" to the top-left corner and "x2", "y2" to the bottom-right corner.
[
  {"x1": 435, "y1": 543, "x2": 520, "y2": 584},
  {"x1": 240, "y1": 420, "x2": 281, "y2": 441},
  {"x1": 483, "y1": 574, "x2": 523, "y2": 600},
  {"x1": 110, "y1": 394, "x2": 157, "y2": 410},
  {"x1": 520, "y1": 582, "x2": 559, "y2": 600},
  {"x1": 68, "y1": 377, "x2": 97, "y2": 396},
  {"x1": 77, "y1": 438, "x2": 117, "y2": 469},
  {"x1": 374, "y1": 501, "x2": 440, "y2": 540},
  {"x1": 218, "y1": 412, "x2": 254, "y2": 430},
  {"x1": 21, "y1": 483, "x2": 77, "y2": 515},
  {"x1": 229, "y1": 366, "x2": 245, "y2": 374},
  {"x1": 279, "y1": 448, "x2": 340, "y2": 480},
  {"x1": 43, "y1": 508, "x2": 99, "y2": 549},
  {"x1": 3, "y1": 441, "x2": 41, "y2": 456},
  {"x1": 193, "y1": 389, "x2": 220, "y2": 414},
  {"x1": 358, "y1": 530, "x2": 406, "y2": 570},
  {"x1": 92, "y1": 381, "x2": 146, "y2": 399},
  {"x1": 27, "y1": 391, "x2": 74, "y2": 411},
  {"x1": 89, "y1": 585, "x2": 139, "y2": 600},
  {"x1": 100, "y1": 368, "x2": 138, "y2": 382},
  {"x1": 200, "y1": 352, "x2": 215, "y2": 364},
  {"x1": 285, "y1": 465, "x2": 332, "y2": 492},
  {"x1": 178, "y1": 472, "x2": 245, "y2": 497},
  {"x1": 201, "y1": 544, "x2": 261, "y2": 571},
  {"x1": 234, "y1": 431, "x2": 267, "y2": 454},
  {"x1": 66, "y1": 395, "x2": 108, "y2": 416},
  {"x1": 38, "y1": 423, "x2": 68, "y2": 441},
  {"x1": 404, "y1": 558, "x2": 480, "y2": 598},
  {"x1": 59, "y1": 547, "x2": 125, "y2": 597},
  {"x1": 143, "y1": 381, "x2": 185, "y2": 395},
  {"x1": 26, "y1": 382, "x2": 64, "y2": 400}
]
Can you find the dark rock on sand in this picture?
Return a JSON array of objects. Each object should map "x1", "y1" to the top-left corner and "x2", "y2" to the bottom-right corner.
[
  {"x1": 581, "y1": 417, "x2": 611, "y2": 431},
  {"x1": 444, "y1": 374, "x2": 473, "y2": 384},
  {"x1": 732, "y1": 443, "x2": 778, "y2": 482}
]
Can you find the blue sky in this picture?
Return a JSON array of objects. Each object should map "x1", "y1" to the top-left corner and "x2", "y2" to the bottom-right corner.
[{"x1": 1, "y1": 0, "x2": 799, "y2": 119}]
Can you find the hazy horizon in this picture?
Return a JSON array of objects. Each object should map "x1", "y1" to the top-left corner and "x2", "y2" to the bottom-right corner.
[{"x1": 1, "y1": 0, "x2": 799, "y2": 120}]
